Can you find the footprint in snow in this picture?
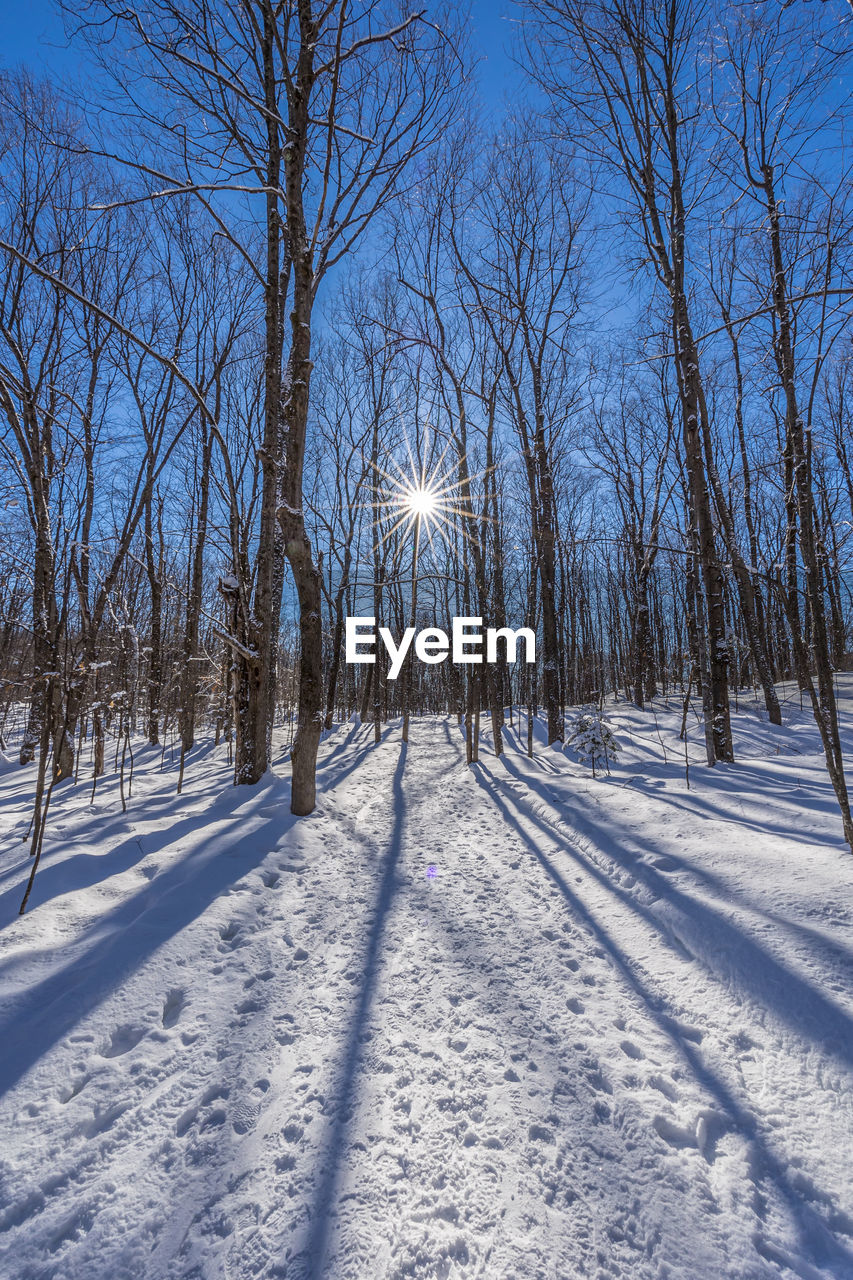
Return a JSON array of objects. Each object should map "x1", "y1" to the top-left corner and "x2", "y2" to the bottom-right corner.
[
  {"x1": 47, "y1": 1203, "x2": 96, "y2": 1251},
  {"x1": 176, "y1": 1106, "x2": 198, "y2": 1137},
  {"x1": 218, "y1": 921, "x2": 242, "y2": 949},
  {"x1": 176, "y1": 1084, "x2": 230, "y2": 1137},
  {"x1": 696, "y1": 1109, "x2": 730, "y2": 1164},
  {"x1": 648, "y1": 1073, "x2": 679, "y2": 1102},
  {"x1": 84, "y1": 1101, "x2": 130, "y2": 1136},
  {"x1": 161, "y1": 988, "x2": 185, "y2": 1029},
  {"x1": 274, "y1": 1012, "x2": 297, "y2": 1045},
  {"x1": 243, "y1": 969, "x2": 275, "y2": 989},
  {"x1": 528, "y1": 1123, "x2": 555, "y2": 1144},
  {"x1": 100, "y1": 1024, "x2": 146, "y2": 1058},
  {"x1": 583, "y1": 1062, "x2": 613, "y2": 1096},
  {"x1": 236, "y1": 997, "x2": 263, "y2": 1017},
  {"x1": 58, "y1": 1074, "x2": 91, "y2": 1104},
  {"x1": 232, "y1": 1079, "x2": 270, "y2": 1136},
  {"x1": 653, "y1": 1113, "x2": 698, "y2": 1151}
]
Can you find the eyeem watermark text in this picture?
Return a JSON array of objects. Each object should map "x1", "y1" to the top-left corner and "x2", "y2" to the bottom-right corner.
[{"x1": 345, "y1": 617, "x2": 536, "y2": 680}]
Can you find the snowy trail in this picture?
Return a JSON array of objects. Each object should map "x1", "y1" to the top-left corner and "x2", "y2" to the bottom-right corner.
[
  {"x1": 0, "y1": 714, "x2": 852, "y2": 1278},
  {"x1": 472, "y1": 750, "x2": 853, "y2": 1277}
]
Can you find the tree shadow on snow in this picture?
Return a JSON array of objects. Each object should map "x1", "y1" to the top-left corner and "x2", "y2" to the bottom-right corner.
[
  {"x1": 495, "y1": 753, "x2": 853, "y2": 1044},
  {"x1": 288, "y1": 740, "x2": 409, "y2": 1280},
  {"x1": 615, "y1": 759, "x2": 848, "y2": 848},
  {"x1": 0, "y1": 752, "x2": 231, "y2": 898},
  {"x1": 313, "y1": 720, "x2": 397, "y2": 796},
  {"x1": 473, "y1": 761, "x2": 853, "y2": 1276},
  {"x1": 0, "y1": 774, "x2": 296, "y2": 1098}
]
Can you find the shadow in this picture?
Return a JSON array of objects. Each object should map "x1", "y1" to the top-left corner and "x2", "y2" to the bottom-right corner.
[
  {"x1": 472, "y1": 762, "x2": 853, "y2": 1274},
  {"x1": 0, "y1": 751, "x2": 233, "y2": 895},
  {"x1": 440, "y1": 717, "x2": 467, "y2": 764},
  {"x1": 495, "y1": 752, "x2": 853, "y2": 1065},
  {"x1": 592, "y1": 784, "x2": 853, "y2": 974},
  {"x1": 0, "y1": 774, "x2": 295, "y2": 1099},
  {"x1": 572, "y1": 746, "x2": 843, "y2": 849},
  {"x1": 313, "y1": 721, "x2": 397, "y2": 795},
  {"x1": 0, "y1": 725, "x2": 396, "y2": 926},
  {"x1": 611, "y1": 762, "x2": 850, "y2": 849},
  {"x1": 291, "y1": 742, "x2": 408, "y2": 1280},
  {"x1": 0, "y1": 795, "x2": 215, "y2": 927}
]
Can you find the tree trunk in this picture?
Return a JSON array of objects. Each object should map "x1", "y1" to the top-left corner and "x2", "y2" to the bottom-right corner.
[{"x1": 762, "y1": 164, "x2": 853, "y2": 849}]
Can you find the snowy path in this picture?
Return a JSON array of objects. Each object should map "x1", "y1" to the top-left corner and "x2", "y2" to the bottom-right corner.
[{"x1": 1, "y1": 711, "x2": 852, "y2": 1278}]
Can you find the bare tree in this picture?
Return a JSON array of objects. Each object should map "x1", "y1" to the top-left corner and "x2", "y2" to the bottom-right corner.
[
  {"x1": 525, "y1": 0, "x2": 735, "y2": 761},
  {"x1": 715, "y1": 4, "x2": 853, "y2": 845},
  {"x1": 450, "y1": 130, "x2": 588, "y2": 745},
  {"x1": 64, "y1": 0, "x2": 465, "y2": 810}
]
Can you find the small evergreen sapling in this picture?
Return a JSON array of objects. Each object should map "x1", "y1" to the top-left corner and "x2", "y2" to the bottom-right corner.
[{"x1": 566, "y1": 709, "x2": 619, "y2": 776}]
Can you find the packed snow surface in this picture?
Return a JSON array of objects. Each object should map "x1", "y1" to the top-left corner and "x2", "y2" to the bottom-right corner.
[{"x1": 1, "y1": 686, "x2": 852, "y2": 1279}]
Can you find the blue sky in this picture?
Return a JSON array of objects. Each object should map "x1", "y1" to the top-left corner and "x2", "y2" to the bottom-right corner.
[
  {"x1": 2, "y1": 0, "x2": 73, "y2": 72},
  {"x1": 1, "y1": 0, "x2": 530, "y2": 114},
  {"x1": 468, "y1": 0, "x2": 529, "y2": 111}
]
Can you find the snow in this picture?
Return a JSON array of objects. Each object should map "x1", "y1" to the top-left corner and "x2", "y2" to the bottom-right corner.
[
  {"x1": 565, "y1": 708, "x2": 620, "y2": 770},
  {"x1": 1, "y1": 686, "x2": 852, "y2": 1278}
]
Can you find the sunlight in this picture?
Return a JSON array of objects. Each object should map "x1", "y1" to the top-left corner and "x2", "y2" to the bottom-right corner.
[
  {"x1": 363, "y1": 415, "x2": 493, "y2": 560},
  {"x1": 403, "y1": 485, "x2": 438, "y2": 519}
]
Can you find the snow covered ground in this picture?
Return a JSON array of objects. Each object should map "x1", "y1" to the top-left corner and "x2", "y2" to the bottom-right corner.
[{"x1": 1, "y1": 684, "x2": 852, "y2": 1279}]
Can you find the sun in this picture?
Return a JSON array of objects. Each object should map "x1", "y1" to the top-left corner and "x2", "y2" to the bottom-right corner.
[
  {"x1": 360, "y1": 414, "x2": 493, "y2": 559},
  {"x1": 403, "y1": 486, "x2": 437, "y2": 519}
]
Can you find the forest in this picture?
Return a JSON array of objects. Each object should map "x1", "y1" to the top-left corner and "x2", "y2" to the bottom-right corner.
[
  {"x1": 1, "y1": 1, "x2": 852, "y2": 1278},
  {"x1": 0, "y1": 0, "x2": 851, "y2": 835}
]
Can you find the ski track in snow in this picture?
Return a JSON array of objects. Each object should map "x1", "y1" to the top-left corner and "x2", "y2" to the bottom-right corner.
[{"x1": 0, "y1": 701, "x2": 852, "y2": 1279}]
